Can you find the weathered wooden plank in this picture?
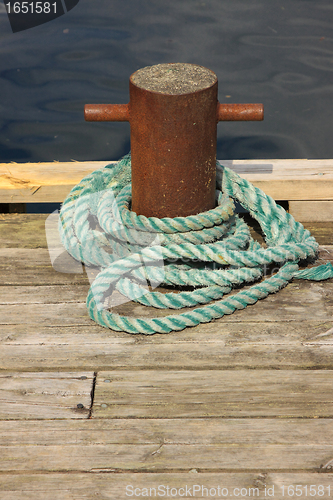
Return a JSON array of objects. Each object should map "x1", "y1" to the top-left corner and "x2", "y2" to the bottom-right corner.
[
  {"x1": 0, "y1": 161, "x2": 108, "y2": 187},
  {"x1": 0, "y1": 248, "x2": 89, "y2": 285},
  {"x1": 1, "y1": 419, "x2": 333, "y2": 472},
  {"x1": 1, "y1": 279, "x2": 332, "y2": 326},
  {"x1": 0, "y1": 473, "x2": 262, "y2": 500},
  {"x1": 1, "y1": 214, "x2": 333, "y2": 248},
  {"x1": 0, "y1": 271, "x2": 88, "y2": 286},
  {"x1": 5, "y1": 414, "x2": 332, "y2": 447},
  {"x1": 0, "y1": 336, "x2": 332, "y2": 371},
  {"x1": 0, "y1": 244, "x2": 332, "y2": 318},
  {"x1": 0, "y1": 372, "x2": 93, "y2": 419},
  {"x1": 1, "y1": 159, "x2": 332, "y2": 184},
  {"x1": 219, "y1": 159, "x2": 333, "y2": 204},
  {"x1": 1, "y1": 319, "x2": 332, "y2": 344},
  {"x1": 1, "y1": 249, "x2": 332, "y2": 286},
  {"x1": 0, "y1": 244, "x2": 332, "y2": 287},
  {"x1": 289, "y1": 201, "x2": 333, "y2": 222},
  {"x1": 0, "y1": 248, "x2": 79, "y2": 269},
  {"x1": 319, "y1": 245, "x2": 333, "y2": 261},
  {"x1": 0, "y1": 245, "x2": 331, "y2": 280},
  {"x1": 23, "y1": 214, "x2": 333, "y2": 252},
  {"x1": 0, "y1": 285, "x2": 90, "y2": 305},
  {"x1": 1, "y1": 473, "x2": 333, "y2": 500},
  {"x1": 305, "y1": 224, "x2": 333, "y2": 245},
  {"x1": 0, "y1": 161, "x2": 112, "y2": 203},
  {"x1": 1, "y1": 159, "x2": 332, "y2": 202},
  {"x1": 0, "y1": 176, "x2": 330, "y2": 202},
  {"x1": 1, "y1": 278, "x2": 332, "y2": 319},
  {"x1": 93, "y1": 370, "x2": 333, "y2": 418},
  {"x1": 0, "y1": 302, "x2": 90, "y2": 326},
  {"x1": 1, "y1": 321, "x2": 333, "y2": 371},
  {"x1": 224, "y1": 159, "x2": 333, "y2": 175},
  {"x1": 0, "y1": 214, "x2": 48, "y2": 248}
]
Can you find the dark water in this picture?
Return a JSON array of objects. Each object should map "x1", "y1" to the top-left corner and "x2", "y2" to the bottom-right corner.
[{"x1": 0, "y1": 0, "x2": 332, "y2": 166}]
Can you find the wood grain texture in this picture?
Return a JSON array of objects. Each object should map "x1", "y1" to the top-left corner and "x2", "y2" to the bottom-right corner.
[
  {"x1": 0, "y1": 279, "x2": 332, "y2": 327},
  {"x1": 93, "y1": 370, "x2": 333, "y2": 418},
  {"x1": 1, "y1": 321, "x2": 333, "y2": 371},
  {"x1": 0, "y1": 161, "x2": 112, "y2": 203},
  {"x1": 0, "y1": 372, "x2": 94, "y2": 419},
  {"x1": 0, "y1": 284, "x2": 90, "y2": 305},
  {"x1": 0, "y1": 214, "x2": 48, "y2": 248},
  {"x1": 289, "y1": 201, "x2": 333, "y2": 222},
  {"x1": 0, "y1": 214, "x2": 332, "y2": 248},
  {"x1": 0, "y1": 214, "x2": 333, "y2": 496},
  {"x1": 0, "y1": 248, "x2": 89, "y2": 285},
  {"x1": 0, "y1": 419, "x2": 333, "y2": 472},
  {"x1": 0, "y1": 244, "x2": 332, "y2": 371},
  {"x1": 1, "y1": 473, "x2": 333, "y2": 500},
  {"x1": 0, "y1": 244, "x2": 331, "y2": 288},
  {"x1": 0, "y1": 246, "x2": 332, "y2": 371},
  {"x1": 0, "y1": 159, "x2": 332, "y2": 202}
]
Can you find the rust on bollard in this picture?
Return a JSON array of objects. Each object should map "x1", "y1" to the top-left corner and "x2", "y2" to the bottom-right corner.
[
  {"x1": 85, "y1": 63, "x2": 264, "y2": 218},
  {"x1": 217, "y1": 103, "x2": 264, "y2": 121},
  {"x1": 129, "y1": 64, "x2": 218, "y2": 218},
  {"x1": 84, "y1": 103, "x2": 129, "y2": 122}
]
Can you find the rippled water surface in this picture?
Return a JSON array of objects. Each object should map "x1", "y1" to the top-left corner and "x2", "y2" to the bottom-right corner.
[{"x1": 0, "y1": 0, "x2": 332, "y2": 163}]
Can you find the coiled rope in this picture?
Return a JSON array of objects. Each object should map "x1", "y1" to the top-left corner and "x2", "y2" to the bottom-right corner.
[{"x1": 59, "y1": 153, "x2": 333, "y2": 334}]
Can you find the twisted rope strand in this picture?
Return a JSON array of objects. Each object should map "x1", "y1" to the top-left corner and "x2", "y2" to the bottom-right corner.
[{"x1": 58, "y1": 154, "x2": 333, "y2": 335}]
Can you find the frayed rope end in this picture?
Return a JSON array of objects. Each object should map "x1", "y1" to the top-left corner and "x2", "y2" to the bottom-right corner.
[{"x1": 293, "y1": 262, "x2": 333, "y2": 281}]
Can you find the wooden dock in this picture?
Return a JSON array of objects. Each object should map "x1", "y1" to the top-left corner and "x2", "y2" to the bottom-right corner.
[{"x1": 0, "y1": 160, "x2": 333, "y2": 499}]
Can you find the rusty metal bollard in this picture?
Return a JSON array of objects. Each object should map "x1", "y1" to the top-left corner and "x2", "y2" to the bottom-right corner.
[{"x1": 85, "y1": 63, "x2": 263, "y2": 219}]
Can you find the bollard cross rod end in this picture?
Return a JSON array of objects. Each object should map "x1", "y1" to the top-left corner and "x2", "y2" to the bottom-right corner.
[
  {"x1": 84, "y1": 103, "x2": 130, "y2": 122},
  {"x1": 217, "y1": 102, "x2": 264, "y2": 121}
]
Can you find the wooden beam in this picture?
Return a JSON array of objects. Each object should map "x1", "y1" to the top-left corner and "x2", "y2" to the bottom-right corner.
[
  {"x1": 0, "y1": 159, "x2": 332, "y2": 203},
  {"x1": 0, "y1": 372, "x2": 94, "y2": 419},
  {"x1": 0, "y1": 161, "x2": 112, "y2": 203},
  {"x1": 289, "y1": 201, "x2": 333, "y2": 222},
  {"x1": 1, "y1": 215, "x2": 332, "y2": 247},
  {"x1": 93, "y1": 370, "x2": 333, "y2": 418},
  {"x1": 1, "y1": 473, "x2": 333, "y2": 499},
  {"x1": 1, "y1": 419, "x2": 333, "y2": 471}
]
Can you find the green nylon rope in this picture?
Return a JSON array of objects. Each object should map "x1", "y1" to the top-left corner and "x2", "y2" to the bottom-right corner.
[{"x1": 59, "y1": 153, "x2": 333, "y2": 334}]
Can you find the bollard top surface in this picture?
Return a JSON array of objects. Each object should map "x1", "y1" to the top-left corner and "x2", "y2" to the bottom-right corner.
[{"x1": 130, "y1": 63, "x2": 217, "y2": 95}]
